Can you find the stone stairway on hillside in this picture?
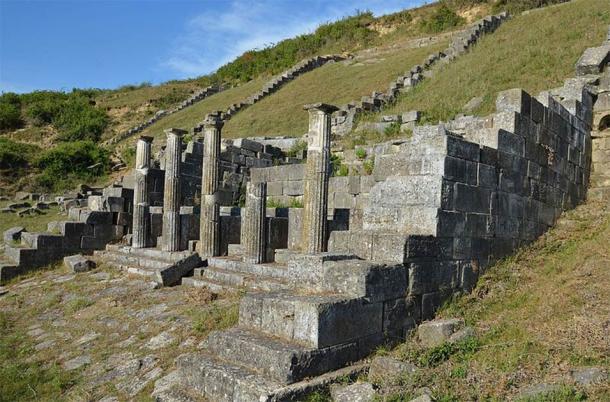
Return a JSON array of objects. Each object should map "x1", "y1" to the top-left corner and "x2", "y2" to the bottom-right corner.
[
  {"x1": 169, "y1": 252, "x2": 410, "y2": 401},
  {"x1": 93, "y1": 244, "x2": 202, "y2": 286}
]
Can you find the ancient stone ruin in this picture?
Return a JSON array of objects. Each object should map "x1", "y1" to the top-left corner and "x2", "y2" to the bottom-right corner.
[{"x1": 2, "y1": 13, "x2": 610, "y2": 402}]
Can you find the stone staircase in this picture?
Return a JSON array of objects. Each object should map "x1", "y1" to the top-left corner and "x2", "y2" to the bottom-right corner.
[
  {"x1": 181, "y1": 245, "x2": 293, "y2": 293},
  {"x1": 170, "y1": 253, "x2": 410, "y2": 401},
  {"x1": 93, "y1": 244, "x2": 202, "y2": 286},
  {"x1": 0, "y1": 219, "x2": 119, "y2": 284}
]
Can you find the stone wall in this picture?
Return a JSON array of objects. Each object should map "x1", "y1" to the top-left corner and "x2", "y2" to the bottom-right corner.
[{"x1": 327, "y1": 77, "x2": 593, "y2": 318}]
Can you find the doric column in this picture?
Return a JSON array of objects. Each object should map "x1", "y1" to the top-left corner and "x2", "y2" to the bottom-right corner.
[
  {"x1": 242, "y1": 182, "x2": 267, "y2": 264},
  {"x1": 198, "y1": 112, "x2": 224, "y2": 257},
  {"x1": 161, "y1": 128, "x2": 186, "y2": 252},
  {"x1": 132, "y1": 136, "x2": 153, "y2": 248},
  {"x1": 302, "y1": 103, "x2": 338, "y2": 253}
]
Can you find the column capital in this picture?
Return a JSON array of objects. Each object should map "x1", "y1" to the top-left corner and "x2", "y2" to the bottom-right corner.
[
  {"x1": 138, "y1": 135, "x2": 154, "y2": 143},
  {"x1": 203, "y1": 111, "x2": 225, "y2": 129},
  {"x1": 304, "y1": 103, "x2": 339, "y2": 114},
  {"x1": 164, "y1": 128, "x2": 188, "y2": 138}
]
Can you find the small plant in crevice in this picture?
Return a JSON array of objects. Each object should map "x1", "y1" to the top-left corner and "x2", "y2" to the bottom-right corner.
[
  {"x1": 363, "y1": 158, "x2": 375, "y2": 175},
  {"x1": 355, "y1": 147, "x2": 368, "y2": 160}
]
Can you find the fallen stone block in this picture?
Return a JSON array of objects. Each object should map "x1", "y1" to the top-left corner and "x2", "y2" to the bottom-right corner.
[
  {"x1": 64, "y1": 255, "x2": 96, "y2": 273},
  {"x1": 417, "y1": 318, "x2": 464, "y2": 347},
  {"x1": 570, "y1": 367, "x2": 607, "y2": 386},
  {"x1": 330, "y1": 382, "x2": 376, "y2": 402},
  {"x1": 368, "y1": 356, "x2": 417, "y2": 385}
]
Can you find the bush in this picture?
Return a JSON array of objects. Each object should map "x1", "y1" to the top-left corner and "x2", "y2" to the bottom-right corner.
[
  {"x1": 0, "y1": 93, "x2": 23, "y2": 131},
  {"x1": 22, "y1": 91, "x2": 67, "y2": 126},
  {"x1": 421, "y1": 3, "x2": 465, "y2": 33},
  {"x1": 36, "y1": 141, "x2": 109, "y2": 190},
  {"x1": 54, "y1": 97, "x2": 109, "y2": 142},
  {"x1": 0, "y1": 138, "x2": 39, "y2": 170}
]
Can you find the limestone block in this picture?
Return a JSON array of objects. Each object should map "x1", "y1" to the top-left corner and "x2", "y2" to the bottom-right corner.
[
  {"x1": 3, "y1": 227, "x2": 25, "y2": 244},
  {"x1": 80, "y1": 210, "x2": 113, "y2": 225},
  {"x1": 496, "y1": 89, "x2": 531, "y2": 117},
  {"x1": 368, "y1": 356, "x2": 418, "y2": 385},
  {"x1": 444, "y1": 156, "x2": 478, "y2": 185},
  {"x1": 382, "y1": 297, "x2": 419, "y2": 335},
  {"x1": 267, "y1": 181, "x2": 283, "y2": 196},
  {"x1": 576, "y1": 44, "x2": 610, "y2": 75},
  {"x1": 64, "y1": 254, "x2": 96, "y2": 273},
  {"x1": 282, "y1": 180, "x2": 303, "y2": 196},
  {"x1": 417, "y1": 318, "x2": 464, "y2": 347},
  {"x1": 330, "y1": 382, "x2": 376, "y2": 402}
]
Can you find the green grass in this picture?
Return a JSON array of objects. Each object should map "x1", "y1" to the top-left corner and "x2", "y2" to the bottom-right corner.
[
  {"x1": 374, "y1": 201, "x2": 610, "y2": 401},
  {"x1": 0, "y1": 311, "x2": 79, "y2": 402},
  {"x1": 222, "y1": 41, "x2": 449, "y2": 138},
  {"x1": 0, "y1": 201, "x2": 65, "y2": 237},
  {"x1": 376, "y1": 0, "x2": 610, "y2": 124}
]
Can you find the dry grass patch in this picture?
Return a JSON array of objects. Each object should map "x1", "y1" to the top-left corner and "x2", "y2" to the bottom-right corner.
[{"x1": 223, "y1": 41, "x2": 450, "y2": 138}]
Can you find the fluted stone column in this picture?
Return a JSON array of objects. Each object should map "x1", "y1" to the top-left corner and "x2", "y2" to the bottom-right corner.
[
  {"x1": 242, "y1": 182, "x2": 267, "y2": 264},
  {"x1": 132, "y1": 136, "x2": 153, "y2": 248},
  {"x1": 302, "y1": 103, "x2": 338, "y2": 254},
  {"x1": 161, "y1": 128, "x2": 186, "y2": 252},
  {"x1": 198, "y1": 112, "x2": 224, "y2": 257}
]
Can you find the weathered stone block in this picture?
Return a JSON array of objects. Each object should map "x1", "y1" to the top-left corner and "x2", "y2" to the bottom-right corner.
[
  {"x1": 64, "y1": 254, "x2": 96, "y2": 273},
  {"x1": 369, "y1": 356, "x2": 418, "y2": 385},
  {"x1": 417, "y1": 318, "x2": 464, "y2": 347},
  {"x1": 3, "y1": 227, "x2": 25, "y2": 244}
]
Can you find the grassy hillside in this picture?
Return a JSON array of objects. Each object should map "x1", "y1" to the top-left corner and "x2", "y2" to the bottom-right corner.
[
  {"x1": 365, "y1": 200, "x2": 610, "y2": 401},
  {"x1": 222, "y1": 40, "x2": 450, "y2": 138},
  {"x1": 124, "y1": 77, "x2": 268, "y2": 149},
  {"x1": 376, "y1": 0, "x2": 610, "y2": 125}
]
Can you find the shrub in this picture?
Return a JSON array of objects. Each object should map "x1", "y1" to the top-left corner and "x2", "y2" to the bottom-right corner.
[
  {"x1": 22, "y1": 91, "x2": 67, "y2": 126},
  {"x1": 0, "y1": 138, "x2": 39, "y2": 170},
  {"x1": 355, "y1": 147, "x2": 367, "y2": 160},
  {"x1": 36, "y1": 141, "x2": 109, "y2": 190},
  {"x1": 337, "y1": 164, "x2": 350, "y2": 177},
  {"x1": 421, "y1": 3, "x2": 464, "y2": 33},
  {"x1": 54, "y1": 97, "x2": 109, "y2": 142},
  {"x1": 0, "y1": 93, "x2": 23, "y2": 131}
]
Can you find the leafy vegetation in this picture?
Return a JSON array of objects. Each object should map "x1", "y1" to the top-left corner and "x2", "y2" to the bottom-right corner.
[
  {"x1": 36, "y1": 141, "x2": 109, "y2": 191},
  {"x1": 420, "y1": 3, "x2": 465, "y2": 33},
  {"x1": 0, "y1": 138, "x2": 40, "y2": 170},
  {"x1": 0, "y1": 90, "x2": 109, "y2": 142}
]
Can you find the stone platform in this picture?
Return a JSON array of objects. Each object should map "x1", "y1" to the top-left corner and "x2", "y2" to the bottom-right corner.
[{"x1": 94, "y1": 244, "x2": 202, "y2": 286}]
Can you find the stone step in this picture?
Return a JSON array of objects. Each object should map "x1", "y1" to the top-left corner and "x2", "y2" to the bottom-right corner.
[
  {"x1": 238, "y1": 292, "x2": 384, "y2": 349},
  {"x1": 95, "y1": 250, "x2": 172, "y2": 270},
  {"x1": 227, "y1": 244, "x2": 244, "y2": 257},
  {"x1": 0, "y1": 261, "x2": 19, "y2": 284},
  {"x1": 176, "y1": 352, "x2": 281, "y2": 402},
  {"x1": 202, "y1": 327, "x2": 360, "y2": 384},
  {"x1": 94, "y1": 247, "x2": 202, "y2": 286},
  {"x1": 180, "y1": 276, "x2": 237, "y2": 293},
  {"x1": 207, "y1": 256, "x2": 289, "y2": 279},
  {"x1": 201, "y1": 266, "x2": 290, "y2": 292},
  {"x1": 176, "y1": 351, "x2": 367, "y2": 402},
  {"x1": 104, "y1": 244, "x2": 195, "y2": 263}
]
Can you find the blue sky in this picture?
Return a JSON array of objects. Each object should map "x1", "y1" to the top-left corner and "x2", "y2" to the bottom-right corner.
[{"x1": 0, "y1": 0, "x2": 427, "y2": 93}]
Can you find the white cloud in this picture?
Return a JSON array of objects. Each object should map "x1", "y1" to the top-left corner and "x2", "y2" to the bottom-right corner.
[{"x1": 160, "y1": 0, "x2": 423, "y2": 79}]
